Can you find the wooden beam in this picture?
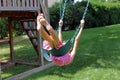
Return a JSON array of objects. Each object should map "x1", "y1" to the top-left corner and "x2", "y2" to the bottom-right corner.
[
  {"x1": 0, "y1": 11, "x2": 37, "y2": 18},
  {"x1": 8, "y1": 18, "x2": 14, "y2": 62},
  {"x1": 0, "y1": 40, "x2": 9, "y2": 45},
  {"x1": 10, "y1": 17, "x2": 36, "y2": 21},
  {"x1": 1, "y1": 62, "x2": 15, "y2": 70},
  {"x1": 5, "y1": 63, "x2": 54, "y2": 80},
  {"x1": 14, "y1": 61, "x2": 40, "y2": 66},
  {"x1": 36, "y1": 30, "x2": 44, "y2": 66},
  {"x1": 0, "y1": 63, "x2": 1, "y2": 80}
]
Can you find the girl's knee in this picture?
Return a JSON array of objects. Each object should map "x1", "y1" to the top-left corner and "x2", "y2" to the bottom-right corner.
[{"x1": 48, "y1": 28, "x2": 55, "y2": 33}]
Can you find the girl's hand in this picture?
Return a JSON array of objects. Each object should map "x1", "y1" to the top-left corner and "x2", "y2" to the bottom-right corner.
[
  {"x1": 81, "y1": 20, "x2": 85, "y2": 24},
  {"x1": 59, "y1": 20, "x2": 63, "y2": 27}
]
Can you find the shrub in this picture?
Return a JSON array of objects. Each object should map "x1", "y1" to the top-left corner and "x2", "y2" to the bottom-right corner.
[
  {"x1": 0, "y1": 18, "x2": 24, "y2": 39},
  {"x1": 49, "y1": 2, "x2": 60, "y2": 29},
  {"x1": 49, "y1": 1, "x2": 120, "y2": 30},
  {"x1": 0, "y1": 18, "x2": 8, "y2": 39}
]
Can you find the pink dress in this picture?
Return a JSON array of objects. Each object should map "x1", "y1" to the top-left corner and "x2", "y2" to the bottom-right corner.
[{"x1": 43, "y1": 40, "x2": 73, "y2": 66}]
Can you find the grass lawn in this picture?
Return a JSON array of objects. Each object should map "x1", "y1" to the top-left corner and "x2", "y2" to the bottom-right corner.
[
  {"x1": 1, "y1": 24, "x2": 120, "y2": 80},
  {"x1": 0, "y1": 36, "x2": 38, "y2": 79}
]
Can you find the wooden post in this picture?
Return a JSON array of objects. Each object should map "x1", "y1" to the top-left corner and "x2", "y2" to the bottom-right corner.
[
  {"x1": 8, "y1": 18, "x2": 14, "y2": 62},
  {"x1": 0, "y1": 63, "x2": 2, "y2": 80},
  {"x1": 36, "y1": 0, "x2": 44, "y2": 66},
  {"x1": 37, "y1": 31, "x2": 44, "y2": 66}
]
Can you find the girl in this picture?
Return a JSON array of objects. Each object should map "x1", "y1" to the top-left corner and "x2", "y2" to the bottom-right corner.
[{"x1": 37, "y1": 13, "x2": 85, "y2": 66}]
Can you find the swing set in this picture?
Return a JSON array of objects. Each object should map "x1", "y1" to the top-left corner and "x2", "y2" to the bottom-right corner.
[{"x1": 41, "y1": 0, "x2": 90, "y2": 61}]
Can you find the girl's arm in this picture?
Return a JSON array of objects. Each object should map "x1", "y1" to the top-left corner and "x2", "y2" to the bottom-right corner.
[
  {"x1": 71, "y1": 20, "x2": 85, "y2": 58},
  {"x1": 58, "y1": 20, "x2": 63, "y2": 42}
]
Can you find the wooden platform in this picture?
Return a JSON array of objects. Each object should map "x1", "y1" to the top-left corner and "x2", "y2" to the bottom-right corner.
[{"x1": 0, "y1": 11, "x2": 38, "y2": 21}]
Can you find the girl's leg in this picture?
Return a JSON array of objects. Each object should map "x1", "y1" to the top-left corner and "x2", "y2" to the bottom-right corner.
[
  {"x1": 48, "y1": 27, "x2": 60, "y2": 48},
  {"x1": 39, "y1": 14, "x2": 60, "y2": 48},
  {"x1": 37, "y1": 15, "x2": 54, "y2": 48}
]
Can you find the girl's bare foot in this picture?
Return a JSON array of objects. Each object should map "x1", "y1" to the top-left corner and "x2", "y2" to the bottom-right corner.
[
  {"x1": 38, "y1": 14, "x2": 52, "y2": 31},
  {"x1": 37, "y1": 13, "x2": 48, "y2": 30},
  {"x1": 37, "y1": 14, "x2": 47, "y2": 26}
]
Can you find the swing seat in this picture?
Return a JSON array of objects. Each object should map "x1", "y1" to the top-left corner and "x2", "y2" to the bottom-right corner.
[
  {"x1": 50, "y1": 40, "x2": 72, "y2": 57},
  {"x1": 42, "y1": 40, "x2": 72, "y2": 61}
]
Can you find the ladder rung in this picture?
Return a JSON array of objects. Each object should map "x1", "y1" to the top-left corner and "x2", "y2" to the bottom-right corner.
[
  {"x1": 25, "y1": 29, "x2": 37, "y2": 31},
  {"x1": 29, "y1": 37, "x2": 37, "y2": 39},
  {"x1": 34, "y1": 44, "x2": 38, "y2": 47},
  {"x1": 20, "y1": 19, "x2": 36, "y2": 22}
]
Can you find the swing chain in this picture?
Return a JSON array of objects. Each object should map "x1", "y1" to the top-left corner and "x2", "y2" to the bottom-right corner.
[
  {"x1": 71, "y1": 0, "x2": 90, "y2": 43},
  {"x1": 57, "y1": 0, "x2": 68, "y2": 33}
]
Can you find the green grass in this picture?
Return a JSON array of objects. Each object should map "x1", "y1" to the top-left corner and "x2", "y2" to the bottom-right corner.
[
  {"x1": 1, "y1": 24, "x2": 120, "y2": 80},
  {"x1": 0, "y1": 35, "x2": 38, "y2": 60},
  {"x1": 22, "y1": 24, "x2": 120, "y2": 80},
  {"x1": 0, "y1": 36, "x2": 38, "y2": 79},
  {"x1": 1, "y1": 65, "x2": 33, "y2": 79}
]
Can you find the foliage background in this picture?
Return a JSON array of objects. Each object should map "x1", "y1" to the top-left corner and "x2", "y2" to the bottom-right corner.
[{"x1": 49, "y1": 1, "x2": 120, "y2": 30}]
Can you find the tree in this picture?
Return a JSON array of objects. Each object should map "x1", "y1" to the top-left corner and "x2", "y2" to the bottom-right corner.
[{"x1": 0, "y1": 18, "x2": 8, "y2": 39}]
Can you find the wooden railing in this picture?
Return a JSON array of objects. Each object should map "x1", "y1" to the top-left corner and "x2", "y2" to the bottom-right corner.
[{"x1": 0, "y1": 0, "x2": 40, "y2": 11}]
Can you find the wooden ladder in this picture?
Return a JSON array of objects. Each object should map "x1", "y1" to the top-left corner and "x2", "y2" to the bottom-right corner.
[{"x1": 21, "y1": 20, "x2": 40, "y2": 56}]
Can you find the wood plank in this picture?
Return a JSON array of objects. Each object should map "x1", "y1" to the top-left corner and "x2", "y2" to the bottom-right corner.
[
  {"x1": 8, "y1": 20, "x2": 14, "y2": 62},
  {"x1": 0, "y1": 60, "x2": 8, "y2": 64},
  {"x1": 3, "y1": 0, "x2": 6, "y2": 7},
  {"x1": 37, "y1": 32, "x2": 44, "y2": 65},
  {"x1": 25, "y1": 29, "x2": 37, "y2": 31},
  {"x1": 0, "y1": 63, "x2": 1, "y2": 80},
  {"x1": 0, "y1": 40, "x2": 9, "y2": 45},
  {"x1": 30, "y1": 0, "x2": 33, "y2": 7},
  {"x1": 0, "y1": 0, "x2": 1, "y2": 7},
  {"x1": 0, "y1": 7, "x2": 39, "y2": 11},
  {"x1": 5, "y1": 63, "x2": 54, "y2": 80},
  {"x1": 29, "y1": 37, "x2": 37, "y2": 39},
  {"x1": 35, "y1": 0, "x2": 38, "y2": 7},
  {"x1": 8, "y1": 0, "x2": 11, "y2": 7},
  {"x1": 14, "y1": 61, "x2": 39, "y2": 66},
  {"x1": 22, "y1": 0, "x2": 25, "y2": 7},
  {"x1": 1, "y1": 62, "x2": 15, "y2": 70},
  {"x1": 0, "y1": 0, "x2": 40, "y2": 11},
  {"x1": 26, "y1": 0, "x2": 29, "y2": 7},
  {"x1": 0, "y1": 11, "x2": 37, "y2": 18},
  {"x1": 13, "y1": 0, "x2": 17, "y2": 7},
  {"x1": 18, "y1": 0, "x2": 20, "y2": 7}
]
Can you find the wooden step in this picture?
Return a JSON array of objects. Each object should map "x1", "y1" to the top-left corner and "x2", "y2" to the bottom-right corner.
[
  {"x1": 0, "y1": 11, "x2": 37, "y2": 18},
  {"x1": 20, "y1": 19, "x2": 36, "y2": 22},
  {"x1": 29, "y1": 37, "x2": 37, "y2": 39},
  {"x1": 0, "y1": 40, "x2": 9, "y2": 45},
  {"x1": 25, "y1": 29, "x2": 37, "y2": 31}
]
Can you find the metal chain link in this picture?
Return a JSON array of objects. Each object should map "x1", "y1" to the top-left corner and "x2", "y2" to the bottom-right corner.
[
  {"x1": 71, "y1": 0, "x2": 90, "y2": 43},
  {"x1": 57, "y1": 0, "x2": 68, "y2": 33}
]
